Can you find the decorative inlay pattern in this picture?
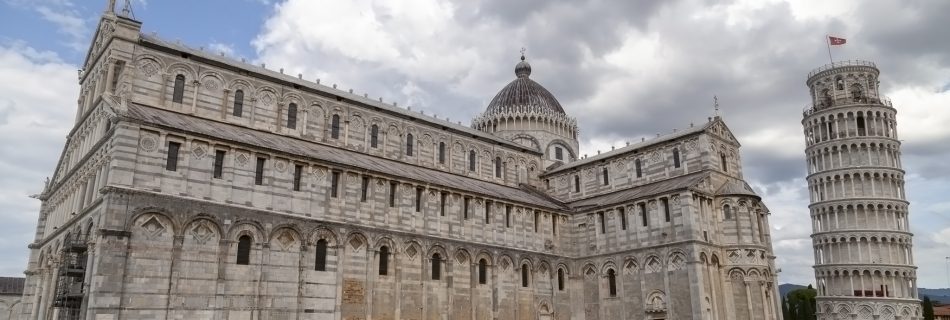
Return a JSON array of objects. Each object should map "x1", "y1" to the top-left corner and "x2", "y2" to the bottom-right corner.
[
  {"x1": 235, "y1": 152, "x2": 249, "y2": 167},
  {"x1": 141, "y1": 61, "x2": 159, "y2": 78},
  {"x1": 140, "y1": 135, "x2": 157, "y2": 152},
  {"x1": 274, "y1": 159, "x2": 287, "y2": 172},
  {"x1": 192, "y1": 144, "x2": 206, "y2": 159},
  {"x1": 204, "y1": 79, "x2": 218, "y2": 90}
]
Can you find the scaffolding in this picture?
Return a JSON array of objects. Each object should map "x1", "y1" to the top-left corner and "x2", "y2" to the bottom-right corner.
[{"x1": 52, "y1": 233, "x2": 87, "y2": 320}]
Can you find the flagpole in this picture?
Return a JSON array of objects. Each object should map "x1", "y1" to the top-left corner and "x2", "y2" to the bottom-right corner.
[{"x1": 826, "y1": 35, "x2": 834, "y2": 65}]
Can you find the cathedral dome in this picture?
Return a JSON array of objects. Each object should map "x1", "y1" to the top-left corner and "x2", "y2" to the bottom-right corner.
[{"x1": 484, "y1": 56, "x2": 565, "y2": 116}]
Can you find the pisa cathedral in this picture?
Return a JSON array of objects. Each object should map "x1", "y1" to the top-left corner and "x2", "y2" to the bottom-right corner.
[
  {"x1": 802, "y1": 62, "x2": 921, "y2": 319},
  {"x1": 18, "y1": 4, "x2": 783, "y2": 320}
]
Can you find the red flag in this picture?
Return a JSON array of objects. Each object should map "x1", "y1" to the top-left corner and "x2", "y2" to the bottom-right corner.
[{"x1": 829, "y1": 36, "x2": 847, "y2": 45}]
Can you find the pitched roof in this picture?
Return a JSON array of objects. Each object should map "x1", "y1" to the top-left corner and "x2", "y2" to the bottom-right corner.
[
  {"x1": 138, "y1": 34, "x2": 539, "y2": 155},
  {"x1": 122, "y1": 103, "x2": 566, "y2": 210},
  {"x1": 567, "y1": 172, "x2": 709, "y2": 211},
  {"x1": 0, "y1": 277, "x2": 24, "y2": 295},
  {"x1": 543, "y1": 120, "x2": 713, "y2": 175},
  {"x1": 715, "y1": 179, "x2": 760, "y2": 197}
]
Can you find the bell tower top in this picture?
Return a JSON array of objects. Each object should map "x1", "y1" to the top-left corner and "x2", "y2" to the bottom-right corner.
[{"x1": 804, "y1": 60, "x2": 884, "y2": 114}]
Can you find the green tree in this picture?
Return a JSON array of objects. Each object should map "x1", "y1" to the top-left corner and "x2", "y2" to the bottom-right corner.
[
  {"x1": 923, "y1": 296, "x2": 935, "y2": 320},
  {"x1": 786, "y1": 285, "x2": 818, "y2": 320}
]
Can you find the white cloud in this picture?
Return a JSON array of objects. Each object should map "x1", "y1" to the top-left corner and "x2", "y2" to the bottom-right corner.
[
  {"x1": 208, "y1": 42, "x2": 238, "y2": 58},
  {"x1": 934, "y1": 228, "x2": 950, "y2": 247},
  {"x1": 251, "y1": 0, "x2": 526, "y2": 116},
  {"x1": 890, "y1": 86, "x2": 950, "y2": 144},
  {"x1": 0, "y1": 41, "x2": 78, "y2": 276},
  {"x1": 5, "y1": 0, "x2": 92, "y2": 52}
]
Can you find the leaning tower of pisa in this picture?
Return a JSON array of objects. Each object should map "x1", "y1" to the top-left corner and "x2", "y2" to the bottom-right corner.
[{"x1": 802, "y1": 61, "x2": 921, "y2": 319}]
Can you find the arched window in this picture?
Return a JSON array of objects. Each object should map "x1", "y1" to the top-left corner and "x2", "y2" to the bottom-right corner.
[
  {"x1": 378, "y1": 246, "x2": 390, "y2": 276},
  {"x1": 315, "y1": 239, "x2": 328, "y2": 271},
  {"x1": 172, "y1": 74, "x2": 186, "y2": 103},
  {"x1": 236, "y1": 235, "x2": 252, "y2": 265},
  {"x1": 856, "y1": 115, "x2": 866, "y2": 136},
  {"x1": 431, "y1": 253, "x2": 441, "y2": 280},
  {"x1": 720, "y1": 153, "x2": 728, "y2": 172},
  {"x1": 672, "y1": 148, "x2": 681, "y2": 168},
  {"x1": 608, "y1": 269, "x2": 617, "y2": 297},
  {"x1": 495, "y1": 157, "x2": 502, "y2": 178},
  {"x1": 557, "y1": 268, "x2": 565, "y2": 291},
  {"x1": 835, "y1": 76, "x2": 844, "y2": 90},
  {"x1": 330, "y1": 115, "x2": 341, "y2": 139},
  {"x1": 468, "y1": 150, "x2": 476, "y2": 171},
  {"x1": 438, "y1": 142, "x2": 446, "y2": 164},
  {"x1": 478, "y1": 259, "x2": 488, "y2": 284},
  {"x1": 635, "y1": 158, "x2": 643, "y2": 178},
  {"x1": 574, "y1": 175, "x2": 580, "y2": 193},
  {"x1": 723, "y1": 205, "x2": 732, "y2": 220},
  {"x1": 406, "y1": 133, "x2": 414, "y2": 156},
  {"x1": 233, "y1": 89, "x2": 244, "y2": 117},
  {"x1": 370, "y1": 124, "x2": 379, "y2": 148},
  {"x1": 286, "y1": 103, "x2": 298, "y2": 129},
  {"x1": 602, "y1": 167, "x2": 609, "y2": 185},
  {"x1": 521, "y1": 264, "x2": 530, "y2": 287}
]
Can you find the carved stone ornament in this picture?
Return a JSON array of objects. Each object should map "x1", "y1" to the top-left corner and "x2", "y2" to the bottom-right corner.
[
  {"x1": 274, "y1": 159, "x2": 287, "y2": 173},
  {"x1": 668, "y1": 254, "x2": 685, "y2": 271},
  {"x1": 646, "y1": 258, "x2": 662, "y2": 273},
  {"x1": 312, "y1": 167, "x2": 327, "y2": 180},
  {"x1": 140, "y1": 216, "x2": 166, "y2": 240},
  {"x1": 204, "y1": 78, "x2": 219, "y2": 90},
  {"x1": 348, "y1": 237, "x2": 363, "y2": 251},
  {"x1": 235, "y1": 152, "x2": 249, "y2": 167},
  {"x1": 686, "y1": 139, "x2": 699, "y2": 152},
  {"x1": 192, "y1": 144, "x2": 206, "y2": 159},
  {"x1": 624, "y1": 261, "x2": 639, "y2": 275},
  {"x1": 140, "y1": 135, "x2": 158, "y2": 152},
  {"x1": 259, "y1": 92, "x2": 275, "y2": 106},
  {"x1": 190, "y1": 222, "x2": 215, "y2": 245},
  {"x1": 277, "y1": 231, "x2": 296, "y2": 250},
  {"x1": 728, "y1": 250, "x2": 741, "y2": 263},
  {"x1": 140, "y1": 61, "x2": 159, "y2": 79},
  {"x1": 584, "y1": 265, "x2": 596, "y2": 277}
]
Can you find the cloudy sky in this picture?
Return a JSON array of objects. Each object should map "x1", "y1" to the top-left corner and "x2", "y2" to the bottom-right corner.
[{"x1": 0, "y1": 0, "x2": 948, "y2": 288}]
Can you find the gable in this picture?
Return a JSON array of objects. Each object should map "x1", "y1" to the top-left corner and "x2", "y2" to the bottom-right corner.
[{"x1": 706, "y1": 118, "x2": 740, "y2": 147}]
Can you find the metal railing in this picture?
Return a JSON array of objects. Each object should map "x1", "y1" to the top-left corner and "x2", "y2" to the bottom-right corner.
[{"x1": 808, "y1": 60, "x2": 877, "y2": 79}]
